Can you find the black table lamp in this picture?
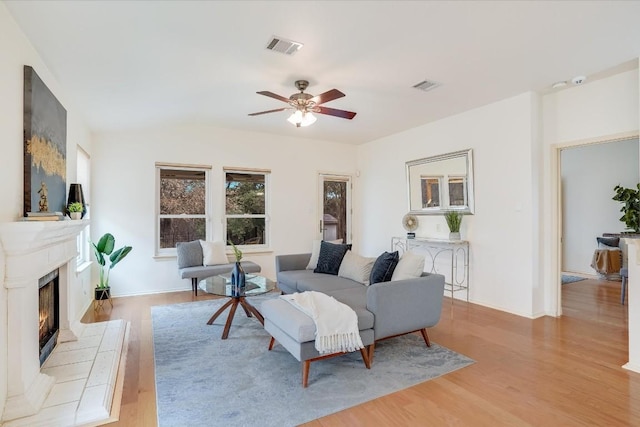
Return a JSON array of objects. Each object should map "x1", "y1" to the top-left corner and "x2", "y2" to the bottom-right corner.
[{"x1": 67, "y1": 183, "x2": 87, "y2": 218}]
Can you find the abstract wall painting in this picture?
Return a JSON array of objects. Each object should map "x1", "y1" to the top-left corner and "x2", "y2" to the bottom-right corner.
[{"x1": 23, "y1": 65, "x2": 67, "y2": 216}]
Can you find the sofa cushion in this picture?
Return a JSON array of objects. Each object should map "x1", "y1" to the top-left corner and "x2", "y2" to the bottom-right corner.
[
  {"x1": 391, "y1": 251, "x2": 425, "y2": 281},
  {"x1": 296, "y1": 274, "x2": 362, "y2": 293},
  {"x1": 314, "y1": 241, "x2": 351, "y2": 275},
  {"x1": 179, "y1": 261, "x2": 261, "y2": 280},
  {"x1": 306, "y1": 239, "x2": 343, "y2": 270},
  {"x1": 261, "y1": 298, "x2": 318, "y2": 343},
  {"x1": 325, "y1": 287, "x2": 375, "y2": 330},
  {"x1": 369, "y1": 251, "x2": 399, "y2": 285},
  {"x1": 277, "y1": 270, "x2": 319, "y2": 293},
  {"x1": 200, "y1": 240, "x2": 229, "y2": 266},
  {"x1": 176, "y1": 240, "x2": 203, "y2": 268},
  {"x1": 338, "y1": 250, "x2": 375, "y2": 285}
]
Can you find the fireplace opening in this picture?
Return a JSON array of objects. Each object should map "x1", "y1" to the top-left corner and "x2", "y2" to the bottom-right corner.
[{"x1": 39, "y1": 269, "x2": 60, "y2": 366}]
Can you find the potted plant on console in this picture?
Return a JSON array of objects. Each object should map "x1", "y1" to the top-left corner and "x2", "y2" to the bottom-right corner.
[
  {"x1": 92, "y1": 233, "x2": 133, "y2": 301},
  {"x1": 444, "y1": 210, "x2": 463, "y2": 241}
]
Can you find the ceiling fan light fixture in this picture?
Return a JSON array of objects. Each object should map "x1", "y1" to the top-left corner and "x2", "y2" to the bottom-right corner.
[{"x1": 287, "y1": 110, "x2": 316, "y2": 127}]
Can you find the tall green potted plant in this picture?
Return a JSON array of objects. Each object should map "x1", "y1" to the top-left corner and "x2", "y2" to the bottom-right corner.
[
  {"x1": 613, "y1": 184, "x2": 640, "y2": 233},
  {"x1": 92, "y1": 233, "x2": 133, "y2": 300},
  {"x1": 444, "y1": 211, "x2": 463, "y2": 241}
]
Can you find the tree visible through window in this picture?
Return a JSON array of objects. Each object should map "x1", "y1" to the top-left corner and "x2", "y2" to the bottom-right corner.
[
  {"x1": 158, "y1": 167, "x2": 208, "y2": 251},
  {"x1": 421, "y1": 177, "x2": 441, "y2": 208},
  {"x1": 225, "y1": 170, "x2": 268, "y2": 246},
  {"x1": 448, "y1": 176, "x2": 466, "y2": 207}
]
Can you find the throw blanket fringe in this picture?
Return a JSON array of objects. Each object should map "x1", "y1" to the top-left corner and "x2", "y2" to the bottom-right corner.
[{"x1": 280, "y1": 291, "x2": 364, "y2": 355}]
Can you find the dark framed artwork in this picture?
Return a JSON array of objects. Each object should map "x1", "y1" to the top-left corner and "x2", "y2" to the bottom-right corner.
[{"x1": 23, "y1": 65, "x2": 67, "y2": 216}]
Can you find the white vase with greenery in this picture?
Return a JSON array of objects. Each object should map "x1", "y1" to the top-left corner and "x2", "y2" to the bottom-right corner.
[{"x1": 444, "y1": 211, "x2": 463, "y2": 241}]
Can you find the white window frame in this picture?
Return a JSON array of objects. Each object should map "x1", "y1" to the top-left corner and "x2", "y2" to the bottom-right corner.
[
  {"x1": 76, "y1": 146, "x2": 91, "y2": 268},
  {"x1": 448, "y1": 175, "x2": 468, "y2": 208},
  {"x1": 155, "y1": 163, "x2": 211, "y2": 256},
  {"x1": 421, "y1": 175, "x2": 443, "y2": 210},
  {"x1": 318, "y1": 173, "x2": 352, "y2": 243},
  {"x1": 223, "y1": 168, "x2": 270, "y2": 252}
]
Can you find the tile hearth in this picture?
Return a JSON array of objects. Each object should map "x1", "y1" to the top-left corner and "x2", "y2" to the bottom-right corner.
[{"x1": 3, "y1": 320, "x2": 129, "y2": 427}]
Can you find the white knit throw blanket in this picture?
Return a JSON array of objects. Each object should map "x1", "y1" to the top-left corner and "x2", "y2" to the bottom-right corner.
[{"x1": 280, "y1": 291, "x2": 364, "y2": 355}]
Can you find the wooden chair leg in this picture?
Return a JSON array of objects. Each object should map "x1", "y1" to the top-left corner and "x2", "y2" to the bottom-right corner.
[
  {"x1": 268, "y1": 337, "x2": 275, "y2": 350},
  {"x1": 360, "y1": 347, "x2": 371, "y2": 369},
  {"x1": 368, "y1": 342, "x2": 375, "y2": 364},
  {"x1": 302, "y1": 360, "x2": 311, "y2": 388},
  {"x1": 420, "y1": 328, "x2": 431, "y2": 347}
]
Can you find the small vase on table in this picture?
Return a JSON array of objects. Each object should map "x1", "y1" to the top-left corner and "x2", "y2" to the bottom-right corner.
[{"x1": 231, "y1": 261, "x2": 246, "y2": 296}]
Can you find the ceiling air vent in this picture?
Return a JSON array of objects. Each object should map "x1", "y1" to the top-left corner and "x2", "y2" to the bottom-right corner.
[
  {"x1": 266, "y1": 36, "x2": 303, "y2": 55},
  {"x1": 412, "y1": 80, "x2": 441, "y2": 92}
]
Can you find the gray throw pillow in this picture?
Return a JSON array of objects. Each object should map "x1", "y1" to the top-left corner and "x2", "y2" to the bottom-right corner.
[
  {"x1": 176, "y1": 240, "x2": 203, "y2": 268},
  {"x1": 369, "y1": 251, "x2": 399, "y2": 284},
  {"x1": 314, "y1": 241, "x2": 352, "y2": 275}
]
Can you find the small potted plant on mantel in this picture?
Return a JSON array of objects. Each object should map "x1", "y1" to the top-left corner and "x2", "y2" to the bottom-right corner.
[
  {"x1": 92, "y1": 233, "x2": 133, "y2": 302},
  {"x1": 67, "y1": 202, "x2": 83, "y2": 220}
]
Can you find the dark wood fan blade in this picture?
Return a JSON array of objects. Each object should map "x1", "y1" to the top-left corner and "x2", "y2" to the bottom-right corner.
[
  {"x1": 256, "y1": 91, "x2": 291, "y2": 103},
  {"x1": 316, "y1": 106, "x2": 357, "y2": 120},
  {"x1": 248, "y1": 108, "x2": 288, "y2": 116},
  {"x1": 309, "y1": 89, "x2": 345, "y2": 105}
]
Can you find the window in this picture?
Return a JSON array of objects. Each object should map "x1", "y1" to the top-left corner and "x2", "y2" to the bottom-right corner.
[
  {"x1": 76, "y1": 146, "x2": 90, "y2": 266},
  {"x1": 225, "y1": 169, "x2": 270, "y2": 248},
  {"x1": 421, "y1": 176, "x2": 441, "y2": 208},
  {"x1": 156, "y1": 164, "x2": 210, "y2": 255},
  {"x1": 448, "y1": 176, "x2": 467, "y2": 207}
]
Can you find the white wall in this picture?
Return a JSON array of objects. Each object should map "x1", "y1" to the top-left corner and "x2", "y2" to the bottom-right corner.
[
  {"x1": 561, "y1": 138, "x2": 639, "y2": 274},
  {"x1": 91, "y1": 125, "x2": 357, "y2": 297},
  {"x1": 357, "y1": 92, "x2": 541, "y2": 317},
  {"x1": 0, "y1": 2, "x2": 93, "y2": 420},
  {"x1": 542, "y1": 68, "x2": 639, "y2": 312},
  {"x1": 542, "y1": 65, "x2": 639, "y2": 369}
]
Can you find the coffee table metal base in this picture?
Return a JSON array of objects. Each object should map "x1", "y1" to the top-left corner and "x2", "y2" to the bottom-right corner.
[{"x1": 206, "y1": 296, "x2": 265, "y2": 339}]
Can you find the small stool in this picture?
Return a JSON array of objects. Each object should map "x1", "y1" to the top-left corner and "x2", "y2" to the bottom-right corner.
[
  {"x1": 261, "y1": 298, "x2": 373, "y2": 387},
  {"x1": 620, "y1": 268, "x2": 628, "y2": 305}
]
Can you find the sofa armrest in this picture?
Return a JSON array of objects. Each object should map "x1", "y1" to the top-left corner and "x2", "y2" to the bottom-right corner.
[
  {"x1": 275, "y1": 253, "x2": 312, "y2": 273},
  {"x1": 366, "y1": 273, "x2": 445, "y2": 340}
]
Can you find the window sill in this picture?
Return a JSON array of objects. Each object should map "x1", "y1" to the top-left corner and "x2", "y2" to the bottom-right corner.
[
  {"x1": 76, "y1": 261, "x2": 92, "y2": 274},
  {"x1": 153, "y1": 249, "x2": 274, "y2": 260}
]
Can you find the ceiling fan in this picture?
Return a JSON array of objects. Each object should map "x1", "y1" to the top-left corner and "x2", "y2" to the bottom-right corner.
[{"x1": 248, "y1": 80, "x2": 357, "y2": 127}]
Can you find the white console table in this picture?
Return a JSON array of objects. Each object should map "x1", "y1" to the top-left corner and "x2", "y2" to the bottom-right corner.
[{"x1": 392, "y1": 236, "x2": 470, "y2": 301}]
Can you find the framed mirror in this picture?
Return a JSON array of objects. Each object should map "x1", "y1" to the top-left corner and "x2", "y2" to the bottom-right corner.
[{"x1": 406, "y1": 149, "x2": 474, "y2": 215}]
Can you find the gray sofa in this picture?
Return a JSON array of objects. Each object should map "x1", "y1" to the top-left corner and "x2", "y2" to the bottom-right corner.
[
  {"x1": 272, "y1": 252, "x2": 445, "y2": 360},
  {"x1": 176, "y1": 240, "x2": 261, "y2": 295}
]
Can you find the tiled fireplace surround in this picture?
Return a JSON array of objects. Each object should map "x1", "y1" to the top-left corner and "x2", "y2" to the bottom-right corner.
[{"x1": 0, "y1": 221, "x2": 127, "y2": 426}]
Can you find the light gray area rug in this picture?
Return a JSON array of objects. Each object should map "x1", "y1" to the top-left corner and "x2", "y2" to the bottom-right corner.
[{"x1": 152, "y1": 294, "x2": 474, "y2": 427}]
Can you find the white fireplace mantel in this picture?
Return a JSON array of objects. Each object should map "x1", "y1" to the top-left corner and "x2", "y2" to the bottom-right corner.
[{"x1": 0, "y1": 219, "x2": 88, "y2": 422}]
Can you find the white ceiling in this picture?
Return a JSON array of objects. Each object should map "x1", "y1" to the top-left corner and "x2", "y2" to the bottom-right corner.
[{"x1": 5, "y1": 1, "x2": 640, "y2": 144}]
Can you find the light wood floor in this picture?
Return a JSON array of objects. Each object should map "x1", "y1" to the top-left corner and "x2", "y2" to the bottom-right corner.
[{"x1": 83, "y1": 278, "x2": 639, "y2": 426}]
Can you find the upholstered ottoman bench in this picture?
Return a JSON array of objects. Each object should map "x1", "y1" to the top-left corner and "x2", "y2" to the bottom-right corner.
[{"x1": 261, "y1": 298, "x2": 374, "y2": 387}]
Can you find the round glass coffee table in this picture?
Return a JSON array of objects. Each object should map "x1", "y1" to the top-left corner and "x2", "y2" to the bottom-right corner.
[{"x1": 199, "y1": 274, "x2": 276, "y2": 339}]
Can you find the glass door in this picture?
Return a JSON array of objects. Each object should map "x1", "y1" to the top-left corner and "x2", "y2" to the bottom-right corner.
[{"x1": 319, "y1": 174, "x2": 352, "y2": 243}]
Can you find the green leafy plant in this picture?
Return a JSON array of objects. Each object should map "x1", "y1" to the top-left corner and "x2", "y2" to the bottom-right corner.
[
  {"x1": 613, "y1": 184, "x2": 640, "y2": 233},
  {"x1": 67, "y1": 202, "x2": 83, "y2": 213},
  {"x1": 444, "y1": 210, "x2": 463, "y2": 233},
  {"x1": 92, "y1": 233, "x2": 133, "y2": 289},
  {"x1": 228, "y1": 240, "x2": 243, "y2": 262}
]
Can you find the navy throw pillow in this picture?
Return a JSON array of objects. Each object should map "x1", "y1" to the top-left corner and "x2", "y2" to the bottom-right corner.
[
  {"x1": 596, "y1": 237, "x2": 619, "y2": 248},
  {"x1": 369, "y1": 251, "x2": 400, "y2": 284},
  {"x1": 314, "y1": 241, "x2": 352, "y2": 275}
]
